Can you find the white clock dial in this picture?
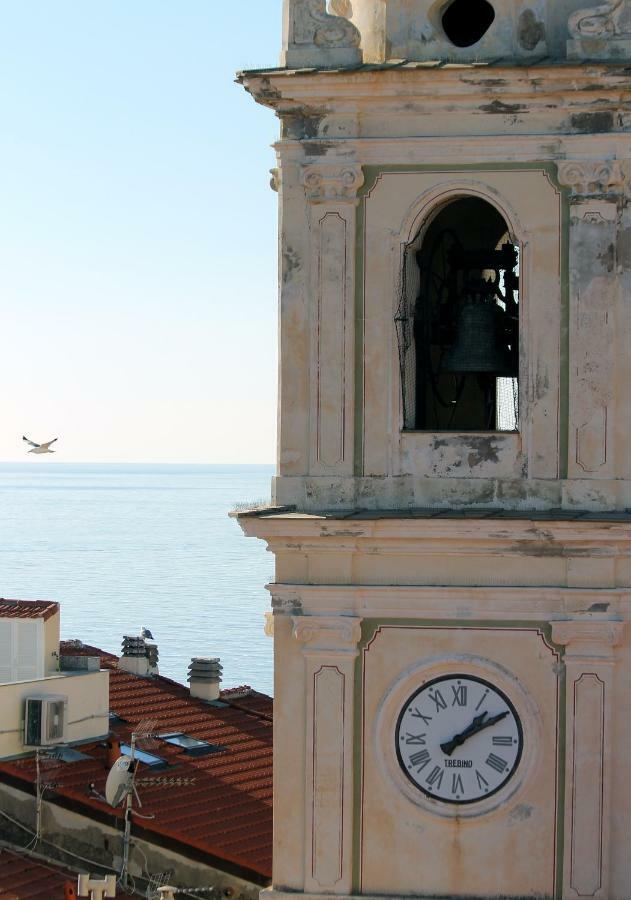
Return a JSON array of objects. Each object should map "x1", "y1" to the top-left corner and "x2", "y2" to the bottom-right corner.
[{"x1": 395, "y1": 674, "x2": 523, "y2": 805}]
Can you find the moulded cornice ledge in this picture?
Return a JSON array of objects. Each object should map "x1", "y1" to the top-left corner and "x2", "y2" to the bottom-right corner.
[
  {"x1": 239, "y1": 514, "x2": 631, "y2": 551},
  {"x1": 238, "y1": 65, "x2": 631, "y2": 107}
]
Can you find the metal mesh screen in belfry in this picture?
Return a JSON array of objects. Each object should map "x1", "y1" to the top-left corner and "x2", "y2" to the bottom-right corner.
[{"x1": 497, "y1": 376, "x2": 519, "y2": 431}]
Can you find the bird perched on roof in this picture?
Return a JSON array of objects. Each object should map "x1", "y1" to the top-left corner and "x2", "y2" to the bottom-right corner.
[
  {"x1": 23, "y1": 436, "x2": 58, "y2": 454},
  {"x1": 140, "y1": 627, "x2": 154, "y2": 640}
]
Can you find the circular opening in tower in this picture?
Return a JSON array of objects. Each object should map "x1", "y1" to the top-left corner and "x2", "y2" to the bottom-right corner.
[{"x1": 441, "y1": 0, "x2": 496, "y2": 48}]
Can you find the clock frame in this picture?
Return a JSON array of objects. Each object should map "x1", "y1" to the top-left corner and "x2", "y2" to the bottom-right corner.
[{"x1": 395, "y1": 673, "x2": 524, "y2": 806}]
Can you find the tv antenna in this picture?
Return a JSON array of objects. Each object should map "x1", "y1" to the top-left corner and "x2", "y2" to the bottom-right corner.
[{"x1": 105, "y1": 720, "x2": 195, "y2": 891}]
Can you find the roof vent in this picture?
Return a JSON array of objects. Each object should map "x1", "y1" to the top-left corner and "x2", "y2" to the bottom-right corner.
[
  {"x1": 119, "y1": 635, "x2": 158, "y2": 677},
  {"x1": 188, "y1": 657, "x2": 223, "y2": 702}
]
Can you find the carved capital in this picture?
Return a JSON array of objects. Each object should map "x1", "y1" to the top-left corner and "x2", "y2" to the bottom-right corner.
[
  {"x1": 551, "y1": 619, "x2": 623, "y2": 660},
  {"x1": 557, "y1": 161, "x2": 624, "y2": 196},
  {"x1": 301, "y1": 164, "x2": 364, "y2": 203},
  {"x1": 270, "y1": 168, "x2": 280, "y2": 193},
  {"x1": 293, "y1": 615, "x2": 362, "y2": 650},
  {"x1": 283, "y1": 0, "x2": 361, "y2": 69},
  {"x1": 569, "y1": 0, "x2": 628, "y2": 38}
]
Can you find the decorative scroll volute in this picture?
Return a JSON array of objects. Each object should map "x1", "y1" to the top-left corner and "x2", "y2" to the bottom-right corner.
[
  {"x1": 569, "y1": 0, "x2": 629, "y2": 38},
  {"x1": 301, "y1": 164, "x2": 365, "y2": 203},
  {"x1": 283, "y1": 0, "x2": 362, "y2": 68},
  {"x1": 293, "y1": 616, "x2": 362, "y2": 650},
  {"x1": 557, "y1": 160, "x2": 624, "y2": 196}
]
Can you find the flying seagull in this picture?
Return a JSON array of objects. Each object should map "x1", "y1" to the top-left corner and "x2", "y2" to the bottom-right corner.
[{"x1": 23, "y1": 436, "x2": 58, "y2": 454}]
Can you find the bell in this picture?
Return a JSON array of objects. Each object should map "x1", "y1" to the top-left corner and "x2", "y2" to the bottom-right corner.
[{"x1": 442, "y1": 300, "x2": 516, "y2": 376}]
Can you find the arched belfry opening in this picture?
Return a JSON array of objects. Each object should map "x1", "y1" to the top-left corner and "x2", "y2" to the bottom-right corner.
[
  {"x1": 441, "y1": 0, "x2": 496, "y2": 48},
  {"x1": 396, "y1": 197, "x2": 520, "y2": 432}
]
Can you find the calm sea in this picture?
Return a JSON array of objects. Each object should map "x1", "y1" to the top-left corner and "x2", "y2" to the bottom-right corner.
[{"x1": 0, "y1": 464, "x2": 275, "y2": 696}]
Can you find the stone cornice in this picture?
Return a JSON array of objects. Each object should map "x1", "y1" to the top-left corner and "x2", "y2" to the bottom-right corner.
[
  {"x1": 301, "y1": 164, "x2": 364, "y2": 203},
  {"x1": 557, "y1": 160, "x2": 624, "y2": 195},
  {"x1": 239, "y1": 64, "x2": 631, "y2": 110},
  {"x1": 268, "y1": 584, "x2": 631, "y2": 623},
  {"x1": 239, "y1": 513, "x2": 631, "y2": 554}
]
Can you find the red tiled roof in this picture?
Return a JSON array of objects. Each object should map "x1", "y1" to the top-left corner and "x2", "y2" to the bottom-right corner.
[
  {"x1": 0, "y1": 848, "x2": 137, "y2": 899},
  {"x1": 0, "y1": 600, "x2": 59, "y2": 622},
  {"x1": 0, "y1": 643, "x2": 273, "y2": 883}
]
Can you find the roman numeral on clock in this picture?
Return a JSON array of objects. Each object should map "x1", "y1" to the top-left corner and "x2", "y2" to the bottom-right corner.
[
  {"x1": 475, "y1": 689, "x2": 490, "y2": 711},
  {"x1": 428, "y1": 689, "x2": 447, "y2": 712},
  {"x1": 426, "y1": 766, "x2": 444, "y2": 790},
  {"x1": 492, "y1": 736, "x2": 514, "y2": 746},
  {"x1": 409, "y1": 749, "x2": 431, "y2": 771},
  {"x1": 405, "y1": 732, "x2": 427, "y2": 745},
  {"x1": 486, "y1": 753, "x2": 508, "y2": 774},
  {"x1": 452, "y1": 774, "x2": 464, "y2": 795},
  {"x1": 410, "y1": 707, "x2": 432, "y2": 726},
  {"x1": 451, "y1": 684, "x2": 467, "y2": 707},
  {"x1": 476, "y1": 770, "x2": 489, "y2": 791}
]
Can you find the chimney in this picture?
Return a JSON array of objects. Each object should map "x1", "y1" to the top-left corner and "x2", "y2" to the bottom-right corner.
[
  {"x1": 118, "y1": 635, "x2": 158, "y2": 677},
  {"x1": 145, "y1": 640, "x2": 159, "y2": 675},
  {"x1": 188, "y1": 657, "x2": 223, "y2": 702}
]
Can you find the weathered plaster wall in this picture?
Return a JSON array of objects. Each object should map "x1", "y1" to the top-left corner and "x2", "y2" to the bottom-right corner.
[
  {"x1": 249, "y1": 552, "x2": 630, "y2": 900},
  {"x1": 241, "y1": 63, "x2": 630, "y2": 513}
]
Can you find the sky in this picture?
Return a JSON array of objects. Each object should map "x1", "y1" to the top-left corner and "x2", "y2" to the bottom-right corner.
[{"x1": 0, "y1": 1, "x2": 281, "y2": 464}]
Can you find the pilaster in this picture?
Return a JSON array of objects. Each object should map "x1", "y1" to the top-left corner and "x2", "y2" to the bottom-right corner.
[
  {"x1": 293, "y1": 615, "x2": 362, "y2": 895},
  {"x1": 551, "y1": 620, "x2": 624, "y2": 899},
  {"x1": 276, "y1": 150, "x2": 312, "y2": 479},
  {"x1": 557, "y1": 161, "x2": 624, "y2": 485},
  {"x1": 302, "y1": 163, "x2": 363, "y2": 477}
]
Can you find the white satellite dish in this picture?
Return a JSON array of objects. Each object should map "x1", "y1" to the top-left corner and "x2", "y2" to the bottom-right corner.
[{"x1": 105, "y1": 754, "x2": 134, "y2": 807}]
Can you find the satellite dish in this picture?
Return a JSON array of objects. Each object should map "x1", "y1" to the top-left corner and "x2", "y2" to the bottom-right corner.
[{"x1": 105, "y1": 755, "x2": 134, "y2": 807}]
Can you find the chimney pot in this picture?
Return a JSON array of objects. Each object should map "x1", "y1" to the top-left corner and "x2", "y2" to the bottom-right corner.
[
  {"x1": 188, "y1": 657, "x2": 223, "y2": 702},
  {"x1": 119, "y1": 635, "x2": 150, "y2": 676}
]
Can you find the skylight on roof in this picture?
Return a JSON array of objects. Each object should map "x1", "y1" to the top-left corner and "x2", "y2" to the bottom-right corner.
[
  {"x1": 120, "y1": 743, "x2": 168, "y2": 769},
  {"x1": 159, "y1": 732, "x2": 226, "y2": 757}
]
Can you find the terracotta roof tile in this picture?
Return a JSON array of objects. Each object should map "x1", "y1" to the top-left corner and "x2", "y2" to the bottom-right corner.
[
  {"x1": 0, "y1": 643, "x2": 273, "y2": 882},
  {"x1": 0, "y1": 600, "x2": 59, "y2": 622},
  {"x1": 0, "y1": 848, "x2": 136, "y2": 899}
]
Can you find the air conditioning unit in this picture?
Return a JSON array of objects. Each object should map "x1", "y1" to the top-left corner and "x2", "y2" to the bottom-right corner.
[{"x1": 24, "y1": 695, "x2": 67, "y2": 747}]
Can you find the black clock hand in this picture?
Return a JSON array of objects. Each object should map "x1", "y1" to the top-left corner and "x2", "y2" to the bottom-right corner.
[{"x1": 440, "y1": 711, "x2": 510, "y2": 757}]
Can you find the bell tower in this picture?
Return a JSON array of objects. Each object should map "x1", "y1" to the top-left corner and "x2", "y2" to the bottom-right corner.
[{"x1": 237, "y1": 2, "x2": 630, "y2": 898}]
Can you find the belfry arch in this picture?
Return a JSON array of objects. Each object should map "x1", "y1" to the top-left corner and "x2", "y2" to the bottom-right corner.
[{"x1": 396, "y1": 196, "x2": 520, "y2": 433}]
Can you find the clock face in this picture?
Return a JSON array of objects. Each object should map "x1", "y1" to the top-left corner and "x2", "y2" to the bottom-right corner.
[{"x1": 395, "y1": 674, "x2": 523, "y2": 805}]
